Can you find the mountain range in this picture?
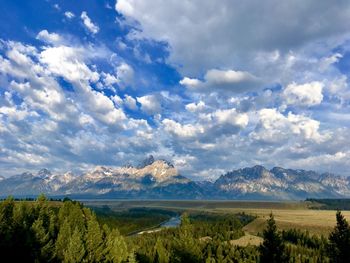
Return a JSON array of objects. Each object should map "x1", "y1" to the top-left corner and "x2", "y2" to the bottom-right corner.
[{"x1": 1, "y1": 156, "x2": 349, "y2": 200}]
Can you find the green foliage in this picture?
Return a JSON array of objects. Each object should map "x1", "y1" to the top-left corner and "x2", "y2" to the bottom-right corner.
[
  {"x1": 0, "y1": 197, "x2": 345, "y2": 262},
  {"x1": 94, "y1": 206, "x2": 175, "y2": 235},
  {"x1": 259, "y1": 213, "x2": 289, "y2": 263},
  {"x1": 328, "y1": 210, "x2": 350, "y2": 263},
  {"x1": 85, "y1": 214, "x2": 104, "y2": 262},
  {"x1": 132, "y1": 212, "x2": 259, "y2": 263},
  {"x1": 63, "y1": 227, "x2": 86, "y2": 263},
  {"x1": 104, "y1": 228, "x2": 128, "y2": 263},
  {"x1": 153, "y1": 238, "x2": 170, "y2": 263},
  {"x1": 0, "y1": 195, "x2": 133, "y2": 263}
]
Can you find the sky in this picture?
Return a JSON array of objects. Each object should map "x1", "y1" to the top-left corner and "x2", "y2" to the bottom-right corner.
[{"x1": 0, "y1": 0, "x2": 350, "y2": 179}]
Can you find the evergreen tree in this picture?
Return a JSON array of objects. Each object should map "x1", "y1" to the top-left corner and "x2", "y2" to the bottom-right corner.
[
  {"x1": 85, "y1": 214, "x2": 104, "y2": 262},
  {"x1": 259, "y1": 213, "x2": 289, "y2": 263},
  {"x1": 172, "y1": 213, "x2": 202, "y2": 263},
  {"x1": 63, "y1": 227, "x2": 86, "y2": 263},
  {"x1": 215, "y1": 243, "x2": 225, "y2": 263},
  {"x1": 55, "y1": 219, "x2": 72, "y2": 260},
  {"x1": 104, "y1": 228, "x2": 128, "y2": 263},
  {"x1": 31, "y1": 218, "x2": 55, "y2": 261},
  {"x1": 328, "y1": 210, "x2": 350, "y2": 263},
  {"x1": 153, "y1": 238, "x2": 170, "y2": 263}
]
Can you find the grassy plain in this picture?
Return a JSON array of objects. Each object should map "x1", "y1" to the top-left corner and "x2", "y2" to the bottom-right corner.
[{"x1": 83, "y1": 200, "x2": 350, "y2": 236}]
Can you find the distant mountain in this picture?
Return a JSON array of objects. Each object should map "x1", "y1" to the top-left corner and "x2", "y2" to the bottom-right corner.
[
  {"x1": 0, "y1": 157, "x2": 204, "y2": 199},
  {"x1": 214, "y1": 165, "x2": 350, "y2": 200},
  {"x1": 0, "y1": 160, "x2": 349, "y2": 200}
]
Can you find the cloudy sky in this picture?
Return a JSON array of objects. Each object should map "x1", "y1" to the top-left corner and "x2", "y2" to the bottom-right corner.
[{"x1": 1, "y1": 0, "x2": 350, "y2": 179}]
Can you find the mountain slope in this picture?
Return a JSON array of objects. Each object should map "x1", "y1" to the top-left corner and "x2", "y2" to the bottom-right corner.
[
  {"x1": 0, "y1": 161, "x2": 349, "y2": 200},
  {"x1": 0, "y1": 157, "x2": 204, "y2": 199},
  {"x1": 214, "y1": 165, "x2": 349, "y2": 199}
]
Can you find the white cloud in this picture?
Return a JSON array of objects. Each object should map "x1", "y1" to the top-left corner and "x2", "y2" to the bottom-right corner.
[
  {"x1": 111, "y1": 95, "x2": 123, "y2": 108},
  {"x1": 180, "y1": 69, "x2": 261, "y2": 93},
  {"x1": 179, "y1": 77, "x2": 201, "y2": 88},
  {"x1": 64, "y1": 11, "x2": 75, "y2": 19},
  {"x1": 163, "y1": 107, "x2": 248, "y2": 143},
  {"x1": 2, "y1": 2, "x2": 350, "y2": 179},
  {"x1": 80, "y1": 11, "x2": 100, "y2": 34},
  {"x1": 116, "y1": 62, "x2": 134, "y2": 88},
  {"x1": 39, "y1": 46, "x2": 100, "y2": 83},
  {"x1": 186, "y1": 101, "x2": 206, "y2": 113},
  {"x1": 124, "y1": 95, "x2": 137, "y2": 110},
  {"x1": 282, "y1": 82, "x2": 324, "y2": 107},
  {"x1": 251, "y1": 108, "x2": 329, "y2": 143},
  {"x1": 137, "y1": 95, "x2": 161, "y2": 115},
  {"x1": 0, "y1": 39, "x2": 158, "y2": 176},
  {"x1": 162, "y1": 119, "x2": 204, "y2": 139},
  {"x1": 212, "y1": 108, "x2": 249, "y2": 128},
  {"x1": 102, "y1": 72, "x2": 118, "y2": 87},
  {"x1": 36, "y1": 30, "x2": 62, "y2": 44},
  {"x1": 116, "y1": 0, "x2": 350, "y2": 75}
]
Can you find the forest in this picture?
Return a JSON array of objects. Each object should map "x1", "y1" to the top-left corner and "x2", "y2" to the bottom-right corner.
[{"x1": 0, "y1": 196, "x2": 349, "y2": 262}]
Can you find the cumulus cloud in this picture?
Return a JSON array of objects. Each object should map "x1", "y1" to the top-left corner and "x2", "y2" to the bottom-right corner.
[
  {"x1": 137, "y1": 95, "x2": 161, "y2": 115},
  {"x1": 116, "y1": 62, "x2": 134, "y2": 88},
  {"x1": 0, "y1": 38, "x2": 156, "y2": 176},
  {"x1": 251, "y1": 108, "x2": 329, "y2": 143},
  {"x1": 102, "y1": 72, "x2": 118, "y2": 87},
  {"x1": 2, "y1": 1, "x2": 350, "y2": 179},
  {"x1": 180, "y1": 69, "x2": 261, "y2": 93},
  {"x1": 39, "y1": 46, "x2": 100, "y2": 83},
  {"x1": 80, "y1": 11, "x2": 99, "y2": 34},
  {"x1": 282, "y1": 81, "x2": 324, "y2": 107},
  {"x1": 163, "y1": 107, "x2": 248, "y2": 143},
  {"x1": 123, "y1": 95, "x2": 138, "y2": 110},
  {"x1": 186, "y1": 101, "x2": 206, "y2": 113},
  {"x1": 36, "y1": 30, "x2": 62, "y2": 44},
  {"x1": 116, "y1": 0, "x2": 350, "y2": 75},
  {"x1": 162, "y1": 119, "x2": 204, "y2": 139}
]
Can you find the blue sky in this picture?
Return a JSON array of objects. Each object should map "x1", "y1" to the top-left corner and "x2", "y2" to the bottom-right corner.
[{"x1": 0, "y1": 0, "x2": 350, "y2": 179}]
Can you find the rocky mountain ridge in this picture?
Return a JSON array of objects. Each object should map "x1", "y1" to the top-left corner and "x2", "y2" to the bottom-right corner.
[
  {"x1": 0, "y1": 158, "x2": 349, "y2": 200},
  {"x1": 214, "y1": 165, "x2": 350, "y2": 199}
]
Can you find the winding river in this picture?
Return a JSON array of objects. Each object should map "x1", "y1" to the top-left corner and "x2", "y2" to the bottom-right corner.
[{"x1": 131, "y1": 215, "x2": 181, "y2": 236}]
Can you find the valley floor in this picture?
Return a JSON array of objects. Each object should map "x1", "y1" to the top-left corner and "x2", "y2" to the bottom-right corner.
[{"x1": 83, "y1": 199, "x2": 350, "y2": 236}]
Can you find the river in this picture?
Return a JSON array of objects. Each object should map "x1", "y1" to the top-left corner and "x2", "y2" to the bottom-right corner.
[
  {"x1": 159, "y1": 216, "x2": 181, "y2": 228},
  {"x1": 131, "y1": 216, "x2": 181, "y2": 236}
]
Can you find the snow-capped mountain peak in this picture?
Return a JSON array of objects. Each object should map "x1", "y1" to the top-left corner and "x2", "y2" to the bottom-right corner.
[{"x1": 0, "y1": 162, "x2": 349, "y2": 200}]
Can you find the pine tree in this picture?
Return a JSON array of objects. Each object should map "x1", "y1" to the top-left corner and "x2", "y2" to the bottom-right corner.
[
  {"x1": 172, "y1": 213, "x2": 203, "y2": 263},
  {"x1": 259, "y1": 213, "x2": 289, "y2": 263},
  {"x1": 55, "y1": 219, "x2": 72, "y2": 260},
  {"x1": 104, "y1": 228, "x2": 128, "y2": 263},
  {"x1": 63, "y1": 227, "x2": 86, "y2": 263},
  {"x1": 153, "y1": 238, "x2": 170, "y2": 263},
  {"x1": 328, "y1": 210, "x2": 350, "y2": 263},
  {"x1": 85, "y1": 214, "x2": 104, "y2": 262},
  {"x1": 31, "y1": 218, "x2": 54, "y2": 261},
  {"x1": 215, "y1": 243, "x2": 225, "y2": 263}
]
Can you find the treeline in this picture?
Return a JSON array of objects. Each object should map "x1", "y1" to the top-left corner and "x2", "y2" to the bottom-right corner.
[
  {"x1": 132, "y1": 213, "x2": 258, "y2": 262},
  {"x1": 1, "y1": 195, "x2": 350, "y2": 262},
  {"x1": 307, "y1": 198, "x2": 350, "y2": 210},
  {"x1": 0, "y1": 197, "x2": 64, "y2": 201},
  {"x1": 258, "y1": 210, "x2": 350, "y2": 262}
]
